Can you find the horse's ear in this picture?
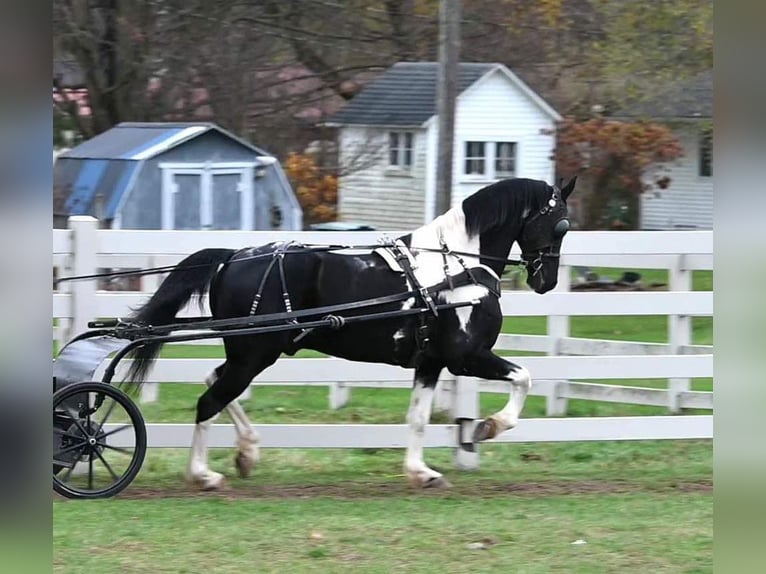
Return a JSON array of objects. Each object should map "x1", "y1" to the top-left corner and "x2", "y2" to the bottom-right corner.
[{"x1": 561, "y1": 176, "x2": 577, "y2": 200}]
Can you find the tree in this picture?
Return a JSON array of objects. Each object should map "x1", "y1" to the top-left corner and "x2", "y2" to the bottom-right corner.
[
  {"x1": 283, "y1": 152, "x2": 338, "y2": 226},
  {"x1": 551, "y1": 117, "x2": 684, "y2": 229},
  {"x1": 588, "y1": 0, "x2": 713, "y2": 112}
]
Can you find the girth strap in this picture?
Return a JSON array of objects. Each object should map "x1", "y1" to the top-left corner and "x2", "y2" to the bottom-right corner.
[{"x1": 249, "y1": 241, "x2": 297, "y2": 316}]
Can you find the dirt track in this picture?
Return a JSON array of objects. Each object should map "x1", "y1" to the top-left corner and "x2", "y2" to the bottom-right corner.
[{"x1": 65, "y1": 478, "x2": 711, "y2": 501}]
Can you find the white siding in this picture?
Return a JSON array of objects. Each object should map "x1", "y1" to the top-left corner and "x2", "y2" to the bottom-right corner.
[
  {"x1": 449, "y1": 70, "x2": 557, "y2": 208},
  {"x1": 640, "y1": 123, "x2": 713, "y2": 229},
  {"x1": 335, "y1": 67, "x2": 558, "y2": 228},
  {"x1": 337, "y1": 126, "x2": 427, "y2": 230}
]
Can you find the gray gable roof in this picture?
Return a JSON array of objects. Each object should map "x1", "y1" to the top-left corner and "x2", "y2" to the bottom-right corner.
[
  {"x1": 325, "y1": 62, "x2": 497, "y2": 127},
  {"x1": 60, "y1": 122, "x2": 270, "y2": 160},
  {"x1": 615, "y1": 71, "x2": 712, "y2": 119}
]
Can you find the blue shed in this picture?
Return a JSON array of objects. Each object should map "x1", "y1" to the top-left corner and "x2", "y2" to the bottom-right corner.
[{"x1": 53, "y1": 122, "x2": 302, "y2": 230}]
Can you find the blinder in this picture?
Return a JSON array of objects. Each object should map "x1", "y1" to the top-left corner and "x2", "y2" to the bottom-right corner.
[
  {"x1": 553, "y1": 218, "x2": 570, "y2": 239},
  {"x1": 519, "y1": 186, "x2": 570, "y2": 275}
]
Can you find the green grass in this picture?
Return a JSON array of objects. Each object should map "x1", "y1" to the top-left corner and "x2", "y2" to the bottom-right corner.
[
  {"x1": 54, "y1": 491, "x2": 712, "y2": 574},
  {"x1": 55, "y1": 439, "x2": 713, "y2": 573}
]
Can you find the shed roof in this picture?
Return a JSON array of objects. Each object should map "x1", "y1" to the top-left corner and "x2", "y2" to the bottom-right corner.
[
  {"x1": 323, "y1": 61, "x2": 560, "y2": 127},
  {"x1": 54, "y1": 122, "x2": 280, "y2": 221},
  {"x1": 60, "y1": 122, "x2": 270, "y2": 161},
  {"x1": 57, "y1": 158, "x2": 140, "y2": 219},
  {"x1": 614, "y1": 71, "x2": 712, "y2": 120}
]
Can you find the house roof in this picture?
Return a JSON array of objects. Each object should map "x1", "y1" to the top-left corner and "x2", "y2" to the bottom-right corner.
[
  {"x1": 614, "y1": 70, "x2": 712, "y2": 119},
  {"x1": 59, "y1": 122, "x2": 271, "y2": 161},
  {"x1": 323, "y1": 61, "x2": 560, "y2": 127}
]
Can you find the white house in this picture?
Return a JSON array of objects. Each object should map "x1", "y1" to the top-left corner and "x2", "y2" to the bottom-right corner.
[
  {"x1": 323, "y1": 62, "x2": 561, "y2": 230},
  {"x1": 617, "y1": 71, "x2": 713, "y2": 230}
]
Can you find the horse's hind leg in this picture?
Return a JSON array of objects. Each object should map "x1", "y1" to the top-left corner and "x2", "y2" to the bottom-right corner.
[
  {"x1": 201, "y1": 364, "x2": 260, "y2": 479},
  {"x1": 188, "y1": 352, "x2": 278, "y2": 490}
]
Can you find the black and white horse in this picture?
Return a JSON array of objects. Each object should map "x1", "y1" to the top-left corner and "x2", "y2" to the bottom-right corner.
[{"x1": 127, "y1": 176, "x2": 576, "y2": 489}]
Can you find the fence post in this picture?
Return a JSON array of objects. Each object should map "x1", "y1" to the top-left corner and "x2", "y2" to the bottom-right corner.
[
  {"x1": 139, "y1": 383, "x2": 159, "y2": 403},
  {"x1": 668, "y1": 255, "x2": 691, "y2": 413},
  {"x1": 328, "y1": 382, "x2": 350, "y2": 410},
  {"x1": 453, "y1": 375, "x2": 479, "y2": 470},
  {"x1": 238, "y1": 383, "x2": 252, "y2": 401},
  {"x1": 545, "y1": 263, "x2": 570, "y2": 416},
  {"x1": 68, "y1": 216, "x2": 99, "y2": 342}
]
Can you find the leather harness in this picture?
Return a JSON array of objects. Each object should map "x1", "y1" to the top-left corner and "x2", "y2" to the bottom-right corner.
[{"x1": 244, "y1": 239, "x2": 501, "y2": 368}]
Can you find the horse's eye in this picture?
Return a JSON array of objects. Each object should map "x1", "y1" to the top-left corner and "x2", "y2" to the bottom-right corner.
[{"x1": 553, "y1": 219, "x2": 570, "y2": 238}]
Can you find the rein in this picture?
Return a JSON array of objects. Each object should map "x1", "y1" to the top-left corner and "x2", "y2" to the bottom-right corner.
[{"x1": 53, "y1": 241, "x2": 530, "y2": 286}]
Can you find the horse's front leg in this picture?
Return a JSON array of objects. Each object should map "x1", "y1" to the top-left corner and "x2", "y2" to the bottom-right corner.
[
  {"x1": 458, "y1": 349, "x2": 532, "y2": 442},
  {"x1": 404, "y1": 362, "x2": 451, "y2": 488}
]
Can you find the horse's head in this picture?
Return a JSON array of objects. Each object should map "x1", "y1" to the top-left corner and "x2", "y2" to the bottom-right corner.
[{"x1": 516, "y1": 176, "x2": 576, "y2": 294}]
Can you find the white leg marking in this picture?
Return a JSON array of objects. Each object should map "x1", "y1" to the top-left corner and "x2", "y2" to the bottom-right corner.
[
  {"x1": 228, "y1": 400, "x2": 260, "y2": 477},
  {"x1": 404, "y1": 380, "x2": 443, "y2": 486},
  {"x1": 202, "y1": 370, "x2": 260, "y2": 477},
  {"x1": 187, "y1": 415, "x2": 225, "y2": 490},
  {"x1": 491, "y1": 365, "x2": 532, "y2": 432}
]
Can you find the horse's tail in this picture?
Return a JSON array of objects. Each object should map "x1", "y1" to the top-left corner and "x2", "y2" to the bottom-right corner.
[{"x1": 125, "y1": 248, "x2": 236, "y2": 384}]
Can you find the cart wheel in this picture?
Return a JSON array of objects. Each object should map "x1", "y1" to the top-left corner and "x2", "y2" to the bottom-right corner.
[{"x1": 53, "y1": 382, "x2": 146, "y2": 499}]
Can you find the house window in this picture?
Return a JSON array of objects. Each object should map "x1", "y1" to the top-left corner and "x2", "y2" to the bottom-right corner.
[
  {"x1": 464, "y1": 141, "x2": 486, "y2": 175},
  {"x1": 699, "y1": 128, "x2": 712, "y2": 177},
  {"x1": 495, "y1": 142, "x2": 517, "y2": 177},
  {"x1": 389, "y1": 131, "x2": 413, "y2": 168},
  {"x1": 463, "y1": 140, "x2": 518, "y2": 178}
]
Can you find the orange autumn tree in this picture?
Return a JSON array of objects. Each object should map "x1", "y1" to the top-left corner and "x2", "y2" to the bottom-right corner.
[
  {"x1": 284, "y1": 152, "x2": 338, "y2": 226},
  {"x1": 551, "y1": 117, "x2": 684, "y2": 229}
]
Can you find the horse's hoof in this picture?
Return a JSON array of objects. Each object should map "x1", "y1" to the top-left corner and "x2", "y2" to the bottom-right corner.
[
  {"x1": 190, "y1": 471, "x2": 226, "y2": 491},
  {"x1": 235, "y1": 452, "x2": 255, "y2": 479},
  {"x1": 472, "y1": 418, "x2": 498, "y2": 442},
  {"x1": 423, "y1": 476, "x2": 452, "y2": 489}
]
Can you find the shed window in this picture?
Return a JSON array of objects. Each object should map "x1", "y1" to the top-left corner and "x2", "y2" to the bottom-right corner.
[
  {"x1": 699, "y1": 128, "x2": 712, "y2": 177},
  {"x1": 389, "y1": 131, "x2": 413, "y2": 168},
  {"x1": 464, "y1": 141, "x2": 486, "y2": 175}
]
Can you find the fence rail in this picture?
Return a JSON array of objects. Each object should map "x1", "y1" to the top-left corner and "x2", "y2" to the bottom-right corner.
[
  {"x1": 104, "y1": 416, "x2": 714, "y2": 449},
  {"x1": 53, "y1": 217, "x2": 713, "y2": 467}
]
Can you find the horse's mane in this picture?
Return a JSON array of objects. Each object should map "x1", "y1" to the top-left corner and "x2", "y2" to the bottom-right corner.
[{"x1": 462, "y1": 178, "x2": 549, "y2": 237}]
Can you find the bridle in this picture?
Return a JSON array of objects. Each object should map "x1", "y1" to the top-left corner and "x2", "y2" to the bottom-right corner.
[
  {"x1": 517, "y1": 185, "x2": 570, "y2": 276},
  {"x1": 433, "y1": 185, "x2": 570, "y2": 277}
]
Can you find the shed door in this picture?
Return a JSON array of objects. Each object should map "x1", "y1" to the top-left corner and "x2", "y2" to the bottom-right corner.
[
  {"x1": 210, "y1": 169, "x2": 254, "y2": 230},
  {"x1": 171, "y1": 173, "x2": 202, "y2": 229},
  {"x1": 161, "y1": 164, "x2": 254, "y2": 230}
]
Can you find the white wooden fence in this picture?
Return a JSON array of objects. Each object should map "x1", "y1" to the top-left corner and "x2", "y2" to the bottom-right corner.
[{"x1": 53, "y1": 217, "x2": 713, "y2": 468}]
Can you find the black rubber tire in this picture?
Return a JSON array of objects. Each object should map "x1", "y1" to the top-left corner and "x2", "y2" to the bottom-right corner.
[{"x1": 53, "y1": 382, "x2": 147, "y2": 499}]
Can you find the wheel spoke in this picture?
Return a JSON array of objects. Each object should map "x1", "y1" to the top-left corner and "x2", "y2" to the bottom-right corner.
[
  {"x1": 88, "y1": 451, "x2": 94, "y2": 490},
  {"x1": 95, "y1": 397, "x2": 118, "y2": 435},
  {"x1": 99, "y1": 443, "x2": 134, "y2": 456},
  {"x1": 62, "y1": 406, "x2": 90, "y2": 437},
  {"x1": 61, "y1": 458, "x2": 76, "y2": 483},
  {"x1": 54, "y1": 440, "x2": 89, "y2": 458},
  {"x1": 53, "y1": 427, "x2": 85, "y2": 440},
  {"x1": 93, "y1": 448, "x2": 120, "y2": 482},
  {"x1": 101, "y1": 424, "x2": 132, "y2": 438}
]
